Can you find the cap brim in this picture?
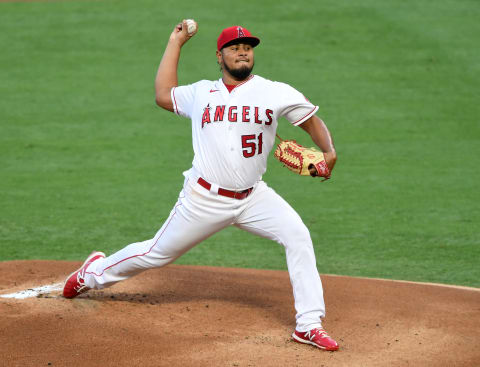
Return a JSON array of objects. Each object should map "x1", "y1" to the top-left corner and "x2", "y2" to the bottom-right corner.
[{"x1": 221, "y1": 37, "x2": 260, "y2": 50}]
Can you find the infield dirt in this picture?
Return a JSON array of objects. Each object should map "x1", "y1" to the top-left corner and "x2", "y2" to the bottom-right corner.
[{"x1": 1, "y1": 261, "x2": 479, "y2": 366}]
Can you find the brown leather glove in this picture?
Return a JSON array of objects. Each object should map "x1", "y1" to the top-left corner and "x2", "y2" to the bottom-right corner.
[{"x1": 273, "y1": 140, "x2": 331, "y2": 180}]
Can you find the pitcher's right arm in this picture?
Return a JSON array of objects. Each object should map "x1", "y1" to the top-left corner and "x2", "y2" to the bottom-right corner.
[{"x1": 155, "y1": 20, "x2": 198, "y2": 112}]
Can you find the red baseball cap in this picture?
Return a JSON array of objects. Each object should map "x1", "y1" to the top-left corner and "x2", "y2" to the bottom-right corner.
[{"x1": 217, "y1": 25, "x2": 260, "y2": 51}]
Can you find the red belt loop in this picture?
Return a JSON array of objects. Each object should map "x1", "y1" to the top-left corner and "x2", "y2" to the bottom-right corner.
[{"x1": 197, "y1": 177, "x2": 253, "y2": 200}]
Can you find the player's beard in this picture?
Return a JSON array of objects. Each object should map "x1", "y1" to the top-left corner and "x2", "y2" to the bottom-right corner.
[{"x1": 223, "y1": 60, "x2": 254, "y2": 81}]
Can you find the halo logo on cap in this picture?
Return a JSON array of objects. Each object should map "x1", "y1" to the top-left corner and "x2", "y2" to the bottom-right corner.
[{"x1": 237, "y1": 27, "x2": 246, "y2": 38}]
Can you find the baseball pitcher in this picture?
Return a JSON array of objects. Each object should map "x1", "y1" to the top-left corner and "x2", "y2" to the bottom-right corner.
[{"x1": 63, "y1": 20, "x2": 339, "y2": 351}]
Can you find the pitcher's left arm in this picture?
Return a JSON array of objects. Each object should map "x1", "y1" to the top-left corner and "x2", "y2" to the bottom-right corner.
[{"x1": 299, "y1": 115, "x2": 337, "y2": 172}]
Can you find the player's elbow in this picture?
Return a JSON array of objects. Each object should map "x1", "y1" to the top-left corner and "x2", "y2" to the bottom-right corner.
[
  {"x1": 155, "y1": 94, "x2": 166, "y2": 107},
  {"x1": 155, "y1": 92, "x2": 174, "y2": 112}
]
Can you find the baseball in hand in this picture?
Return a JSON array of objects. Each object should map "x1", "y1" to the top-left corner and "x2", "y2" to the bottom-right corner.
[{"x1": 185, "y1": 19, "x2": 197, "y2": 35}]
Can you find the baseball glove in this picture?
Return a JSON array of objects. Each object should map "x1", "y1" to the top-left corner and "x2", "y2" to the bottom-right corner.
[{"x1": 273, "y1": 139, "x2": 331, "y2": 180}]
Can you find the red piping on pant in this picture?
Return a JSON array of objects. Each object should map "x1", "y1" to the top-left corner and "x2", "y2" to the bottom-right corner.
[{"x1": 86, "y1": 202, "x2": 183, "y2": 277}]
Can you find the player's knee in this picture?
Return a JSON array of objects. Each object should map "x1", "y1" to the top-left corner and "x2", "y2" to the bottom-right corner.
[{"x1": 280, "y1": 222, "x2": 312, "y2": 247}]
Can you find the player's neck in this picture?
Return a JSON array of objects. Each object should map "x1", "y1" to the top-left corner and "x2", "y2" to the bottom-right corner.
[{"x1": 221, "y1": 73, "x2": 251, "y2": 86}]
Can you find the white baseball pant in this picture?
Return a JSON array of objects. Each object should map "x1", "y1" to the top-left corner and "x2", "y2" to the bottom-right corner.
[{"x1": 85, "y1": 175, "x2": 326, "y2": 332}]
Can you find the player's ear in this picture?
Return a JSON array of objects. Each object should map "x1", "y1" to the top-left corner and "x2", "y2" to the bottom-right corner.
[{"x1": 216, "y1": 50, "x2": 223, "y2": 70}]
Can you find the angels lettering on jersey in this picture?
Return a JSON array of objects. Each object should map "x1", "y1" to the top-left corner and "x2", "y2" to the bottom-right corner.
[{"x1": 201, "y1": 103, "x2": 273, "y2": 128}]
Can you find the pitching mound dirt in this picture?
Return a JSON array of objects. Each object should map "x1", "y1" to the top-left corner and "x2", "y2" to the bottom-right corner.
[{"x1": 0, "y1": 261, "x2": 479, "y2": 366}]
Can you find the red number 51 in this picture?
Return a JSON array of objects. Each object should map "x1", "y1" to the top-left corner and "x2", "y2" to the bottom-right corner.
[{"x1": 241, "y1": 133, "x2": 263, "y2": 158}]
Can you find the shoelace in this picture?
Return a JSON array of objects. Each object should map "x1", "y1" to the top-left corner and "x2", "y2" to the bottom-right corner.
[{"x1": 73, "y1": 270, "x2": 87, "y2": 292}]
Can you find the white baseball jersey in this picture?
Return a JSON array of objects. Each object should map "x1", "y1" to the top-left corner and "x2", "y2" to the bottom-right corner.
[{"x1": 171, "y1": 75, "x2": 319, "y2": 190}]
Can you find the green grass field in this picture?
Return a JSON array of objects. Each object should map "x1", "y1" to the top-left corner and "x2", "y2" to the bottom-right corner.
[{"x1": 1, "y1": 0, "x2": 479, "y2": 287}]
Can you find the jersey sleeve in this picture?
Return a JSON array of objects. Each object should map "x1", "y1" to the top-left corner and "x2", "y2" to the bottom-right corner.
[
  {"x1": 277, "y1": 83, "x2": 319, "y2": 126},
  {"x1": 170, "y1": 82, "x2": 198, "y2": 119}
]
